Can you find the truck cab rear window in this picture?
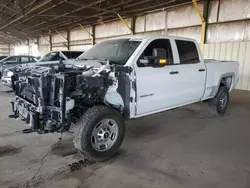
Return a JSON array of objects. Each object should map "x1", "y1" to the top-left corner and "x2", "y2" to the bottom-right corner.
[{"x1": 175, "y1": 40, "x2": 200, "y2": 64}]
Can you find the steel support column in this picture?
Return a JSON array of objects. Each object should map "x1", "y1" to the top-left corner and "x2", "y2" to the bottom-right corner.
[
  {"x1": 79, "y1": 24, "x2": 95, "y2": 46},
  {"x1": 49, "y1": 35, "x2": 52, "y2": 51},
  {"x1": 203, "y1": 0, "x2": 210, "y2": 44},
  {"x1": 117, "y1": 14, "x2": 134, "y2": 35},
  {"x1": 27, "y1": 39, "x2": 30, "y2": 55},
  {"x1": 131, "y1": 16, "x2": 136, "y2": 35},
  {"x1": 55, "y1": 30, "x2": 69, "y2": 49},
  {"x1": 37, "y1": 37, "x2": 39, "y2": 54},
  {"x1": 92, "y1": 25, "x2": 95, "y2": 46},
  {"x1": 67, "y1": 30, "x2": 70, "y2": 50},
  {"x1": 8, "y1": 44, "x2": 10, "y2": 56},
  {"x1": 192, "y1": 0, "x2": 207, "y2": 53}
]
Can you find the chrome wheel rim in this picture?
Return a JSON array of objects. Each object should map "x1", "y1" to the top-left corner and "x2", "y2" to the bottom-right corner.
[
  {"x1": 91, "y1": 118, "x2": 118, "y2": 152},
  {"x1": 219, "y1": 93, "x2": 227, "y2": 110}
]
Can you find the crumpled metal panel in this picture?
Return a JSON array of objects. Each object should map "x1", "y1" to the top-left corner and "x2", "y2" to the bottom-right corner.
[
  {"x1": 39, "y1": 35, "x2": 49, "y2": 45},
  {"x1": 52, "y1": 32, "x2": 67, "y2": 43},
  {"x1": 167, "y1": 2, "x2": 203, "y2": 29},
  {"x1": 146, "y1": 12, "x2": 166, "y2": 31},
  {"x1": 135, "y1": 16, "x2": 145, "y2": 33},
  {"x1": 219, "y1": 0, "x2": 250, "y2": 22},
  {"x1": 70, "y1": 28, "x2": 91, "y2": 41},
  {"x1": 168, "y1": 26, "x2": 201, "y2": 42},
  {"x1": 96, "y1": 19, "x2": 132, "y2": 38},
  {"x1": 207, "y1": 21, "x2": 247, "y2": 42}
]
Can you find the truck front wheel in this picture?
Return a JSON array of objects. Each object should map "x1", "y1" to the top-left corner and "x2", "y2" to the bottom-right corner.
[
  {"x1": 209, "y1": 86, "x2": 229, "y2": 116},
  {"x1": 73, "y1": 105, "x2": 125, "y2": 162}
]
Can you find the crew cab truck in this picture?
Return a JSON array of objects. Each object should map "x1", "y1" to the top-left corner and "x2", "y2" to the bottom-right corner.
[{"x1": 9, "y1": 35, "x2": 239, "y2": 162}]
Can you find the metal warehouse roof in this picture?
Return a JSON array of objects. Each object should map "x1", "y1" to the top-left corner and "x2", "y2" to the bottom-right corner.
[{"x1": 0, "y1": 0, "x2": 191, "y2": 43}]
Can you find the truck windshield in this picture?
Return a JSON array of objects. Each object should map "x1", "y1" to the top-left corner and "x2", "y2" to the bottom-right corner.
[{"x1": 78, "y1": 39, "x2": 141, "y2": 65}]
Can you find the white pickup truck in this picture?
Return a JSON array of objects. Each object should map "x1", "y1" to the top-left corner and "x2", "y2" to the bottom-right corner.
[{"x1": 9, "y1": 35, "x2": 239, "y2": 161}]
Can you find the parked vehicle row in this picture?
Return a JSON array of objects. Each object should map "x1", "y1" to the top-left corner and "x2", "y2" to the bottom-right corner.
[
  {"x1": 0, "y1": 55, "x2": 38, "y2": 77},
  {"x1": 1, "y1": 51, "x2": 84, "y2": 87},
  {"x1": 9, "y1": 35, "x2": 239, "y2": 162}
]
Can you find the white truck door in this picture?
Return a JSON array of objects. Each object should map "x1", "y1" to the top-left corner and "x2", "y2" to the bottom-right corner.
[
  {"x1": 134, "y1": 39, "x2": 183, "y2": 116},
  {"x1": 172, "y1": 39, "x2": 206, "y2": 104}
]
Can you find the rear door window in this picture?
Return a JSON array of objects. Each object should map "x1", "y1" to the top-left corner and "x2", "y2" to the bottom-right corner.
[
  {"x1": 175, "y1": 40, "x2": 200, "y2": 64},
  {"x1": 20, "y1": 57, "x2": 29, "y2": 63}
]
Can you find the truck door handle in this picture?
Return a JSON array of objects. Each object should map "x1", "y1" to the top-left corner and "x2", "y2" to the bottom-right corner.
[
  {"x1": 170, "y1": 71, "x2": 179, "y2": 75},
  {"x1": 199, "y1": 69, "x2": 205, "y2": 72}
]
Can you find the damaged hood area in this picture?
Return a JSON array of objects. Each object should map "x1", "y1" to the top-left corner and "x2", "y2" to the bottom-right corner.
[
  {"x1": 10, "y1": 61, "x2": 131, "y2": 133},
  {"x1": 7, "y1": 58, "x2": 104, "y2": 74}
]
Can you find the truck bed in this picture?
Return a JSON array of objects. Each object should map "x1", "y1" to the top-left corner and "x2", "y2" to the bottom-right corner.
[{"x1": 202, "y1": 59, "x2": 239, "y2": 100}]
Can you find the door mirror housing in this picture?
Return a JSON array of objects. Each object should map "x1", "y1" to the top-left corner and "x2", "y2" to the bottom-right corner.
[{"x1": 139, "y1": 48, "x2": 167, "y2": 67}]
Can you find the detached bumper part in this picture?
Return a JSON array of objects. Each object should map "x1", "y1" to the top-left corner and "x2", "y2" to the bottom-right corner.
[{"x1": 10, "y1": 100, "x2": 41, "y2": 133}]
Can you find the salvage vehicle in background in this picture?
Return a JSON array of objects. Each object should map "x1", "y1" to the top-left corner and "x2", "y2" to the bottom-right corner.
[
  {"x1": 0, "y1": 55, "x2": 37, "y2": 78},
  {"x1": 9, "y1": 35, "x2": 239, "y2": 162},
  {"x1": 1, "y1": 51, "x2": 84, "y2": 87},
  {"x1": 38, "y1": 51, "x2": 83, "y2": 62}
]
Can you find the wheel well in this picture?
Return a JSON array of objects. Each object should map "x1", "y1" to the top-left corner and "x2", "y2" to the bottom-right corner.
[{"x1": 220, "y1": 76, "x2": 233, "y2": 90}]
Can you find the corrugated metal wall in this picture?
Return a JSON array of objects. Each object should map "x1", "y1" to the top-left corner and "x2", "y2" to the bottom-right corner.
[
  {"x1": 38, "y1": 35, "x2": 50, "y2": 56},
  {"x1": 204, "y1": 42, "x2": 250, "y2": 90},
  {"x1": 0, "y1": 44, "x2": 10, "y2": 56},
  {"x1": 33, "y1": 0, "x2": 249, "y2": 49}
]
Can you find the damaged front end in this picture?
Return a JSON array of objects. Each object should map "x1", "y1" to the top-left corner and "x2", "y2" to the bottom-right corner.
[{"x1": 10, "y1": 62, "x2": 127, "y2": 134}]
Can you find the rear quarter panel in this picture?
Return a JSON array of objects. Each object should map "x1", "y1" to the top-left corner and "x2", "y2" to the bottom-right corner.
[{"x1": 202, "y1": 60, "x2": 239, "y2": 100}]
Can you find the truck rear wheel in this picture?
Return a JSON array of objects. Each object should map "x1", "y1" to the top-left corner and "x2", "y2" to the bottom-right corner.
[
  {"x1": 73, "y1": 105, "x2": 125, "y2": 162},
  {"x1": 209, "y1": 86, "x2": 229, "y2": 116}
]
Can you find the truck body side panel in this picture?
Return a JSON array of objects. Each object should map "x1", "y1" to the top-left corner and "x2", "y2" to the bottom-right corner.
[{"x1": 202, "y1": 60, "x2": 239, "y2": 100}]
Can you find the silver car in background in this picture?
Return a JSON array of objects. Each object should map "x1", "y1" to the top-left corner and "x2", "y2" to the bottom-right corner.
[
  {"x1": 1, "y1": 51, "x2": 84, "y2": 88},
  {"x1": 0, "y1": 55, "x2": 38, "y2": 78}
]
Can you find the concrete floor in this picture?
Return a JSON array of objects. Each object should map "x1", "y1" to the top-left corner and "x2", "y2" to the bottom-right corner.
[{"x1": 0, "y1": 85, "x2": 250, "y2": 188}]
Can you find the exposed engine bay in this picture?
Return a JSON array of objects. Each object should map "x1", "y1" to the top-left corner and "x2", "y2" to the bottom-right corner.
[{"x1": 10, "y1": 62, "x2": 132, "y2": 134}]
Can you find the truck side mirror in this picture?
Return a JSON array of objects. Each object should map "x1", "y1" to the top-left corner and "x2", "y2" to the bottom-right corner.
[
  {"x1": 152, "y1": 48, "x2": 167, "y2": 66},
  {"x1": 139, "y1": 48, "x2": 167, "y2": 67}
]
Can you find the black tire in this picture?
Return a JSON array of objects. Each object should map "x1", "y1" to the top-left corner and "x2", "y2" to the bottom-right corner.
[
  {"x1": 209, "y1": 86, "x2": 229, "y2": 116},
  {"x1": 73, "y1": 105, "x2": 125, "y2": 162}
]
